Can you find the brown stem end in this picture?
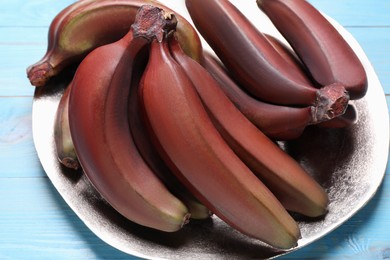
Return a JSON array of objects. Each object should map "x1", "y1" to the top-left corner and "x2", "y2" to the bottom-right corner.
[
  {"x1": 311, "y1": 83, "x2": 350, "y2": 124},
  {"x1": 60, "y1": 157, "x2": 80, "y2": 171},
  {"x1": 26, "y1": 61, "x2": 54, "y2": 87},
  {"x1": 132, "y1": 5, "x2": 178, "y2": 42}
]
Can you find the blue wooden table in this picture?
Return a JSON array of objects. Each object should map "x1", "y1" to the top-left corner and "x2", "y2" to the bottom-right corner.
[{"x1": 1, "y1": 0, "x2": 389, "y2": 259}]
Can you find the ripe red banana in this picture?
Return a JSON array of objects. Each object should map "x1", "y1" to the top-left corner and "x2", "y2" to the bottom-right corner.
[
  {"x1": 139, "y1": 34, "x2": 300, "y2": 249},
  {"x1": 54, "y1": 83, "x2": 79, "y2": 170},
  {"x1": 201, "y1": 52, "x2": 312, "y2": 140},
  {"x1": 27, "y1": 0, "x2": 202, "y2": 87},
  {"x1": 68, "y1": 6, "x2": 190, "y2": 232},
  {"x1": 170, "y1": 37, "x2": 328, "y2": 218},
  {"x1": 257, "y1": 0, "x2": 368, "y2": 100},
  {"x1": 264, "y1": 34, "x2": 359, "y2": 129},
  {"x1": 127, "y1": 57, "x2": 211, "y2": 220},
  {"x1": 185, "y1": 0, "x2": 349, "y2": 118},
  {"x1": 264, "y1": 34, "x2": 314, "y2": 85}
]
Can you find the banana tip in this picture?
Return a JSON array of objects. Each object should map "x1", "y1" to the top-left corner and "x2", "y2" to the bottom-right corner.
[
  {"x1": 27, "y1": 61, "x2": 53, "y2": 87},
  {"x1": 61, "y1": 157, "x2": 80, "y2": 171},
  {"x1": 182, "y1": 212, "x2": 192, "y2": 228}
]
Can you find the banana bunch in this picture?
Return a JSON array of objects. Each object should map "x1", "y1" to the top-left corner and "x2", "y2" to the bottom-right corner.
[
  {"x1": 27, "y1": 0, "x2": 368, "y2": 251},
  {"x1": 187, "y1": 0, "x2": 365, "y2": 140}
]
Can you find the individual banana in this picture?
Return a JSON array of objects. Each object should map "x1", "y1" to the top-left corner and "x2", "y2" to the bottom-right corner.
[
  {"x1": 139, "y1": 32, "x2": 300, "y2": 249},
  {"x1": 170, "y1": 36, "x2": 328, "y2": 218},
  {"x1": 185, "y1": 0, "x2": 349, "y2": 118},
  {"x1": 202, "y1": 52, "x2": 313, "y2": 140},
  {"x1": 27, "y1": 0, "x2": 202, "y2": 87},
  {"x1": 257, "y1": 0, "x2": 368, "y2": 100},
  {"x1": 264, "y1": 34, "x2": 359, "y2": 129},
  {"x1": 54, "y1": 83, "x2": 79, "y2": 170},
  {"x1": 264, "y1": 34, "x2": 314, "y2": 85},
  {"x1": 127, "y1": 56, "x2": 211, "y2": 220},
  {"x1": 68, "y1": 6, "x2": 190, "y2": 232}
]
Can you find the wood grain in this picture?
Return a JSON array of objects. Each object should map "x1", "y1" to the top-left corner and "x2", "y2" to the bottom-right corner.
[
  {"x1": 0, "y1": 97, "x2": 43, "y2": 178},
  {"x1": 0, "y1": 0, "x2": 389, "y2": 259},
  {"x1": 310, "y1": 0, "x2": 390, "y2": 27},
  {"x1": 0, "y1": 178, "x2": 134, "y2": 259},
  {"x1": 0, "y1": 0, "x2": 74, "y2": 27}
]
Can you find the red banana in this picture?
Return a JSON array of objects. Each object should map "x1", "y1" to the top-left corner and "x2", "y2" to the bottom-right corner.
[
  {"x1": 139, "y1": 33, "x2": 300, "y2": 249},
  {"x1": 201, "y1": 52, "x2": 313, "y2": 140},
  {"x1": 170, "y1": 36, "x2": 328, "y2": 218},
  {"x1": 264, "y1": 33, "x2": 359, "y2": 128},
  {"x1": 127, "y1": 56, "x2": 211, "y2": 220},
  {"x1": 264, "y1": 34, "x2": 314, "y2": 86},
  {"x1": 27, "y1": 0, "x2": 202, "y2": 87},
  {"x1": 54, "y1": 83, "x2": 79, "y2": 170},
  {"x1": 257, "y1": 0, "x2": 368, "y2": 100},
  {"x1": 185, "y1": 0, "x2": 349, "y2": 120},
  {"x1": 68, "y1": 6, "x2": 189, "y2": 232}
]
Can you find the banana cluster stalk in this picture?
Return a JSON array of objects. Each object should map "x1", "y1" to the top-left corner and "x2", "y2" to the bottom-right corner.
[{"x1": 27, "y1": 0, "x2": 369, "y2": 252}]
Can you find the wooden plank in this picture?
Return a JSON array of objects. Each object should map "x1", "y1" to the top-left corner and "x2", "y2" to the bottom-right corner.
[
  {"x1": 0, "y1": 0, "x2": 75, "y2": 27},
  {"x1": 0, "y1": 27, "x2": 47, "y2": 96},
  {"x1": 0, "y1": 175, "x2": 388, "y2": 259},
  {"x1": 0, "y1": 46, "x2": 42, "y2": 96},
  {"x1": 348, "y1": 27, "x2": 390, "y2": 94},
  {"x1": 0, "y1": 97, "x2": 44, "y2": 177},
  {"x1": 0, "y1": 0, "x2": 389, "y2": 27},
  {"x1": 309, "y1": 0, "x2": 390, "y2": 27},
  {"x1": 0, "y1": 177, "x2": 135, "y2": 260},
  {"x1": 0, "y1": 0, "x2": 389, "y2": 259}
]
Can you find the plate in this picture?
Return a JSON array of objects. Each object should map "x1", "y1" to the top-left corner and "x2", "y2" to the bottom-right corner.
[{"x1": 32, "y1": 1, "x2": 389, "y2": 259}]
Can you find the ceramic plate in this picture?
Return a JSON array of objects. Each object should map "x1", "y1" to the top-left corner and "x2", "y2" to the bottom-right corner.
[{"x1": 32, "y1": 1, "x2": 389, "y2": 259}]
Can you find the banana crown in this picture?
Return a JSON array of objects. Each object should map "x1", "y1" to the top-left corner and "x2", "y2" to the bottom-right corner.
[{"x1": 132, "y1": 5, "x2": 177, "y2": 42}]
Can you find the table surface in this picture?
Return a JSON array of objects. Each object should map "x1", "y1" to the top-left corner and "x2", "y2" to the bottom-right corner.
[{"x1": 1, "y1": 0, "x2": 389, "y2": 259}]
